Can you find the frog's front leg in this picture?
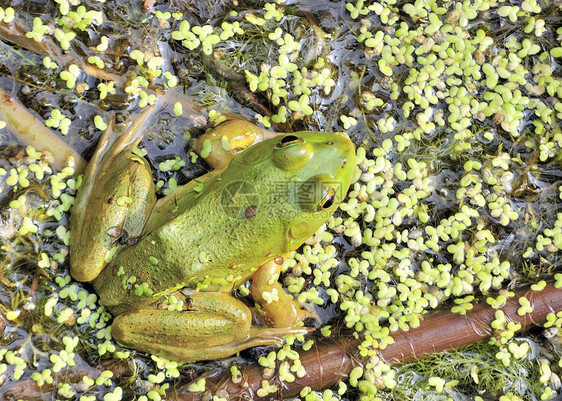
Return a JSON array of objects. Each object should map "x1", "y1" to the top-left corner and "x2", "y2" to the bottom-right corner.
[
  {"x1": 250, "y1": 256, "x2": 317, "y2": 328},
  {"x1": 193, "y1": 117, "x2": 279, "y2": 170},
  {"x1": 111, "y1": 292, "x2": 308, "y2": 362}
]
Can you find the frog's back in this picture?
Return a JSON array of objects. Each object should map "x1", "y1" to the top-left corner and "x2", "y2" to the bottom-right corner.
[{"x1": 93, "y1": 166, "x2": 292, "y2": 312}]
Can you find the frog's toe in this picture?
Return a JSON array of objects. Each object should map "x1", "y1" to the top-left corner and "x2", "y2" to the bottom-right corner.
[{"x1": 299, "y1": 304, "x2": 322, "y2": 328}]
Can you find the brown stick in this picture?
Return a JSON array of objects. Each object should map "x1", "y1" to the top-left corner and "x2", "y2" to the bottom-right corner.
[
  {"x1": 166, "y1": 283, "x2": 562, "y2": 401},
  {"x1": 381, "y1": 284, "x2": 561, "y2": 364}
]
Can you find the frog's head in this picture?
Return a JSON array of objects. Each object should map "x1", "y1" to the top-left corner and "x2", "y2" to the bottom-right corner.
[
  {"x1": 233, "y1": 131, "x2": 356, "y2": 252},
  {"x1": 275, "y1": 132, "x2": 356, "y2": 250}
]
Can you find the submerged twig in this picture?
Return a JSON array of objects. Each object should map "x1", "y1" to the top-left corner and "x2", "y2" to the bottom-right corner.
[
  {"x1": 0, "y1": 21, "x2": 121, "y2": 83},
  {"x1": 0, "y1": 87, "x2": 86, "y2": 172},
  {"x1": 167, "y1": 283, "x2": 562, "y2": 401}
]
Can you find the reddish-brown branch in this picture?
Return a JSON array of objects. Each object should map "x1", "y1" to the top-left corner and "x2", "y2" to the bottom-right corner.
[
  {"x1": 166, "y1": 284, "x2": 562, "y2": 401},
  {"x1": 381, "y1": 284, "x2": 562, "y2": 364}
]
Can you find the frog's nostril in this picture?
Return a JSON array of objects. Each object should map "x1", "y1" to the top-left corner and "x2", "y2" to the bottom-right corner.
[
  {"x1": 325, "y1": 141, "x2": 334, "y2": 145},
  {"x1": 341, "y1": 160, "x2": 347, "y2": 169}
]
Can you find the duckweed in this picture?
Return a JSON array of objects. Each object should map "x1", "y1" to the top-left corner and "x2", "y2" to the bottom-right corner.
[{"x1": 0, "y1": 0, "x2": 561, "y2": 400}]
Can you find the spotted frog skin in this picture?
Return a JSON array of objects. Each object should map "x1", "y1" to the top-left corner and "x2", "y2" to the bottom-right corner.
[{"x1": 70, "y1": 115, "x2": 356, "y2": 362}]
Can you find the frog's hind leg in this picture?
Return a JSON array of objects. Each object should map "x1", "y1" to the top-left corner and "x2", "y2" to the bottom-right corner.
[
  {"x1": 111, "y1": 292, "x2": 308, "y2": 362},
  {"x1": 70, "y1": 108, "x2": 159, "y2": 282}
]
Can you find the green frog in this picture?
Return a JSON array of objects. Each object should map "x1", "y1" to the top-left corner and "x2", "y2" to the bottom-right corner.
[{"x1": 70, "y1": 112, "x2": 356, "y2": 362}]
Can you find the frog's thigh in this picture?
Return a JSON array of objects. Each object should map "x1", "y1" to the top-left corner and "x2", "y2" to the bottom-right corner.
[
  {"x1": 112, "y1": 292, "x2": 284, "y2": 362},
  {"x1": 70, "y1": 152, "x2": 155, "y2": 282},
  {"x1": 250, "y1": 256, "x2": 317, "y2": 328}
]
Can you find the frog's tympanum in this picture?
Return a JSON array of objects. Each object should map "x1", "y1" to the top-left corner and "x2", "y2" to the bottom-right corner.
[{"x1": 70, "y1": 116, "x2": 356, "y2": 362}]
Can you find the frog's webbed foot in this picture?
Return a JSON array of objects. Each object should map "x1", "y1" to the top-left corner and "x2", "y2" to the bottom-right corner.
[
  {"x1": 111, "y1": 292, "x2": 308, "y2": 362},
  {"x1": 193, "y1": 116, "x2": 280, "y2": 170}
]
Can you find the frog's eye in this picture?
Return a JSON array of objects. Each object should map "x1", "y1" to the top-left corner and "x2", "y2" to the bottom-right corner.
[
  {"x1": 276, "y1": 134, "x2": 304, "y2": 148},
  {"x1": 316, "y1": 187, "x2": 336, "y2": 211},
  {"x1": 295, "y1": 175, "x2": 340, "y2": 213},
  {"x1": 272, "y1": 135, "x2": 312, "y2": 170}
]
